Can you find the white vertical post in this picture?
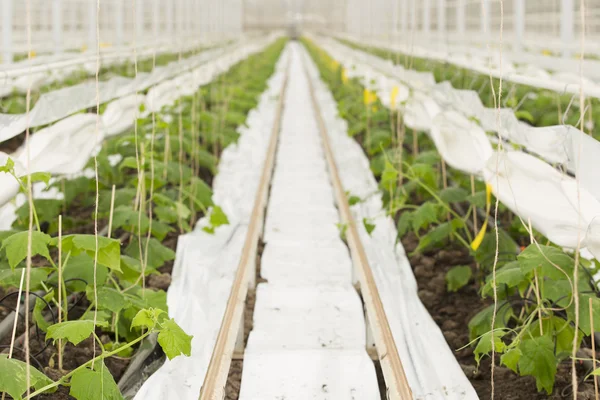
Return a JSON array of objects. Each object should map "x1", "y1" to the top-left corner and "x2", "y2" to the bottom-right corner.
[
  {"x1": 88, "y1": 0, "x2": 97, "y2": 50},
  {"x1": 115, "y1": 1, "x2": 123, "y2": 47},
  {"x1": 176, "y1": 0, "x2": 183, "y2": 45},
  {"x1": 513, "y1": 0, "x2": 524, "y2": 53},
  {"x1": 166, "y1": 0, "x2": 174, "y2": 43},
  {"x1": 438, "y1": 0, "x2": 446, "y2": 39},
  {"x1": 52, "y1": 0, "x2": 63, "y2": 54},
  {"x1": 2, "y1": 0, "x2": 13, "y2": 64},
  {"x1": 560, "y1": 0, "x2": 574, "y2": 58},
  {"x1": 391, "y1": 0, "x2": 399, "y2": 36},
  {"x1": 136, "y1": 0, "x2": 144, "y2": 43},
  {"x1": 481, "y1": 0, "x2": 490, "y2": 38},
  {"x1": 423, "y1": 0, "x2": 431, "y2": 35},
  {"x1": 456, "y1": 0, "x2": 465, "y2": 37},
  {"x1": 400, "y1": 0, "x2": 408, "y2": 33},
  {"x1": 153, "y1": 0, "x2": 160, "y2": 39},
  {"x1": 409, "y1": 0, "x2": 417, "y2": 31}
]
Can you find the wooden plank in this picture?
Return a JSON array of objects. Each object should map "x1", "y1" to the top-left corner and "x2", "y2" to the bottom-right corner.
[
  {"x1": 198, "y1": 60, "x2": 290, "y2": 400},
  {"x1": 300, "y1": 50, "x2": 414, "y2": 400}
]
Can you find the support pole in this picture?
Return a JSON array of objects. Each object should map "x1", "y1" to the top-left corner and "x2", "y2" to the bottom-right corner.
[
  {"x1": 115, "y1": 1, "x2": 123, "y2": 47},
  {"x1": 423, "y1": 0, "x2": 431, "y2": 36},
  {"x1": 136, "y1": 0, "x2": 144, "y2": 44},
  {"x1": 481, "y1": 0, "x2": 490, "y2": 39},
  {"x1": 513, "y1": 0, "x2": 525, "y2": 54},
  {"x1": 560, "y1": 0, "x2": 574, "y2": 58},
  {"x1": 456, "y1": 0, "x2": 465, "y2": 38},
  {"x1": 88, "y1": 0, "x2": 97, "y2": 51},
  {"x1": 153, "y1": 0, "x2": 160, "y2": 40},
  {"x1": 52, "y1": 0, "x2": 63, "y2": 55},
  {"x1": 2, "y1": 0, "x2": 14, "y2": 64}
]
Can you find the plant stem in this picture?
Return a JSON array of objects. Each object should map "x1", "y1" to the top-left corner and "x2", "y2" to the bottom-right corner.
[{"x1": 25, "y1": 332, "x2": 151, "y2": 399}]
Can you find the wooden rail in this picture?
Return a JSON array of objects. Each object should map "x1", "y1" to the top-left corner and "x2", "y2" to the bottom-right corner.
[
  {"x1": 198, "y1": 60, "x2": 290, "y2": 400},
  {"x1": 300, "y1": 51, "x2": 414, "y2": 400}
]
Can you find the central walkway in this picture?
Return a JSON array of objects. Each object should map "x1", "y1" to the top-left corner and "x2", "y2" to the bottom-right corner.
[{"x1": 238, "y1": 43, "x2": 380, "y2": 399}]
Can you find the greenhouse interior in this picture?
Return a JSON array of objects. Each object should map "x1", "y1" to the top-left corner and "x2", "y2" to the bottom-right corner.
[{"x1": 1, "y1": 0, "x2": 600, "y2": 399}]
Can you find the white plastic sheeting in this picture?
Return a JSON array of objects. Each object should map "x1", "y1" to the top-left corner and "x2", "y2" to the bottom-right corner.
[
  {"x1": 133, "y1": 45, "x2": 290, "y2": 400},
  {"x1": 318, "y1": 37, "x2": 600, "y2": 261},
  {"x1": 302, "y1": 45, "x2": 479, "y2": 400},
  {"x1": 341, "y1": 34, "x2": 600, "y2": 100},
  {"x1": 0, "y1": 35, "x2": 280, "y2": 235},
  {"x1": 102, "y1": 95, "x2": 146, "y2": 137},
  {"x1": 239, "y1": 43, "x2": 380, "y2": 400},
  {"x1": 0, "y1": 41, "x2": 243, "y2": 143}
]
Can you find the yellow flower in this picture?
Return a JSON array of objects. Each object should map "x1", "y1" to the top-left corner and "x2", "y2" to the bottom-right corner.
[
  {"x1": 390, "y1": 86, "x2": 399, "y2": 109},
  {"x1": 470, "y1": 183, "x2": 493, "y2": 251},
  {"x1": 363, "y1": 89, "x2": 377, "y2": 106},
  {"x1": 342, "y1": 68, "x2": 348, "y2": 84},
  {"x1": 28, "y1": 50, "x2": 36, "y2": 58}
]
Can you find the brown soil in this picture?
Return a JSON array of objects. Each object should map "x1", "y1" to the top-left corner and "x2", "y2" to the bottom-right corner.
[
  {"x1": 403, "y1": 232, "x2": 598, "y2": 399},
  {"x1": 225, "y1": 240, "x2": 265, "y2": 399}
]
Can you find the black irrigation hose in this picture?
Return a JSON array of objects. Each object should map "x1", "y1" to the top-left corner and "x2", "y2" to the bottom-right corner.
[
  {"x1": 0, "y1": 345, "x2": 45, "y2": 370},
  {"x1": 0, "y1": 291, "x2": 54, "y2": 322}
]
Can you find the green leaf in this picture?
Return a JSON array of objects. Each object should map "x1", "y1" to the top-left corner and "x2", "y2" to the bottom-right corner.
[
  {"x1": 0, "y1": 267, "x2": 51, "y2": 291},
  {"x1": 515, "y1": 110, "x2": 535, "y2": 124},
  {"x1": 25, "y1": 172, "x2": 52, "y2": 186},
  {"x1": 413, "y1": 150, "x2": 440, "y2": 165},
  {"x1": 81, "y1": 310, "x2": 112, "y2": 328},
  {"x1": 569, "y1": 294, "x2": 600, "y2": 336},
  {"x1": 202, "y1": 205, "x2": 230, "y2": 234},
  {"x1": 131, "y1": 308, "x2": 165, "y2": 330},
  {"x1": 119, "y1": 156, "x2": 139, "y2": 170},
  {"x1": 518, "y1": 244, "x2": 574, "y2": 280},
  {"x1": 412, "y1": 202, "x2": 439, "y2": 231},
  {"x1": 397, "y1": 212, "x2": 413, "y2": 237},
  {"x1": 469, "y1": 303, "x2": 514, "y2": 341},
  {"x1": 474, "y1": 330, "x2": 506, "y2": 365},
  {"x1": 518, "y1": 336, "x2": 558, "y2": 394},
  {"x1": 466, "y1": 191, "x2": 486, "y2": 208},
  {"x1": 125, "y1": 238, "x2": 174, "y2": 270},
  {"x1": 157, "y1": 318, "x2": 193, "y2": 360},
  {"x1": 60, "y1": 235, "x2": 122, "y2": 272},
  {"x1": 380, "y1": 160, "x2": 398, "y2": 191},
  {"x1": 0, "y1": 157, "x2": 15, "y2": 173},
  {"x1": 70, "y1": 360, "x2": 123, "y2": 400},
  {"x1": 501, "y1": 348, "x2": 522, "y2": 373},
  {"x1": 46, "y1": 320, "x2": 95, "y2": 346},
  {"x1": 363, "y1": 218, "x2": 376, "y2": 235},
  {"x1": 33, "y1": 290, "x2": 54, "y2": 332},
  {"x1": 90, "y1": 287, "x2": 129, "y2": 313},
  {"x1": 526, "y1": 316, "x2": 578, "y2": 359},
  {"x1": 481, "y1": 261, "x2": 528, "y2": 298},
  {"x1": 53, "y1": 254, "x2": 109, "y2": 292},
  {"x1": 209, "y1": 205, "x2": 229, "y2": 227},
  {"x1": 414, "y1": 221, "x2": 456, "y2": 252},
  {"x1": 411, "y1": 163, "x2": 437, "y2": 188},
  {"x1": 348, "y1": 195, "x2": 362, "y2": 206},
  {"x1": 1, "y1": 231, "x2": 53, "y2": 269},
  {"x1": 0, "y1": 355, "x2": 54, "y2": 400},
  {"x1": 439, "y1": 187, "x2": 468, "y2": 203},
  {"x1": 474, "y1": 229, "x2": 517, "y2": 266},
  {"x1": 445, "y1": 265, "x2": 472, "y2": 292},
  {"x1": 187, "y1": 177, "x2": 214, "y2": 209}
]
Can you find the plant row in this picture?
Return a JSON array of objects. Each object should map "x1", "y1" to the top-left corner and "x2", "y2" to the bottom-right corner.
[
  {"x1": 339, "y1": 39, "x2": 600, "y2": 140},
  {"x1": 0, "y1": 37, "x2": 287, "y2": 400},
  {"x1": 0, "y1": 44, "x2": 213, "y2": 116},
  {"x1": 304, "y1": 38, "x2": 600, "y2": 396}
]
